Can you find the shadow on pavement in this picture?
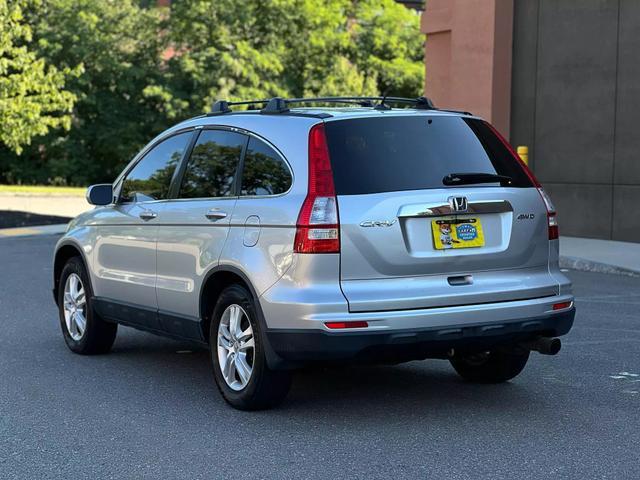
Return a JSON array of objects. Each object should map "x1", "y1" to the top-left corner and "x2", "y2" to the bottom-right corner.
[
  {"x1": 86, "y1": 328, "x2": 539, "y2": 420},
  {"x1": 0, "y1": 210, "x2": 71, "y2": 228}
]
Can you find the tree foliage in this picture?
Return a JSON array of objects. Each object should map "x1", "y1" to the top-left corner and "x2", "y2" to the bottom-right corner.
[
  {"x1": 0, "y1": 0, "x2": 78, "y2": 155},
  {"x1": 22, "y1": 0, "x2": 168, "y2": 184},
  {"x1": 0, "y1": 0, "x2": 424, "y2": 185},
  {"x1": 161, "y1": 0, "x2": 423, "y2": 114}
]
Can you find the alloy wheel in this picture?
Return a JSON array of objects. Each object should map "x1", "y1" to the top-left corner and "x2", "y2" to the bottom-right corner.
[
  {"x1": 217, "y1": 304, "x2": 255, "y2": 391},
  {"x1": 63, "y1": 273, "x2": 87, "y2": 341}
]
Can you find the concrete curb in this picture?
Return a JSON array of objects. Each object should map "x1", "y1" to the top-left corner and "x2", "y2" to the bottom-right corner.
[
  {"x1": 0, "y1": 192, "x2": 90, "y2": 218},
  {"x1": 560, "y1": 255, "x2": 640, "y2": 278},
  {"x1": 0, "y1": 223, "x2": 68, "y2": 238}
]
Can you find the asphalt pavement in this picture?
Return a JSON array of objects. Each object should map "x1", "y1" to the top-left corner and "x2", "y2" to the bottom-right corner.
[{"x1": 1, "y1": 234, "x2": 639, "y2": 479}]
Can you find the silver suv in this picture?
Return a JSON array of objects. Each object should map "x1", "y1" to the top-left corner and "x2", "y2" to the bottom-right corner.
[{"x1": 53, "y1": 96, "x2": 575, "y2": 410}]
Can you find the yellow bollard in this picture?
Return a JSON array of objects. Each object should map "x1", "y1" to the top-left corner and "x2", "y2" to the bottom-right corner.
[{"x1": 516, "y1": 146, "x2": 529, "y2": 165}]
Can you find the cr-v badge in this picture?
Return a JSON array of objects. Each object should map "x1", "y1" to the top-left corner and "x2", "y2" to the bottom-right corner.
[{"x1": 360, "y1": 220, "x2": 397, "y2": 228}]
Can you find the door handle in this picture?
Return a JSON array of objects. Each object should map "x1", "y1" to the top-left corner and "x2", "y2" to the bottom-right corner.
[
  {"x1": 447, "y1": 275, "x2": 473, "y2": 286},
  {"x1": 205, "y1": 209, "x2": 228, "y2": 221},
  {"x1": 139, "y1": 210, "x2": 157, "y2": 221}
]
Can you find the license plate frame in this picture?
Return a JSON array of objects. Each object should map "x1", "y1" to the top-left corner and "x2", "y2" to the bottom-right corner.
[{"x1": 431, "y1": 217, "x2": 485, "y2": 250}]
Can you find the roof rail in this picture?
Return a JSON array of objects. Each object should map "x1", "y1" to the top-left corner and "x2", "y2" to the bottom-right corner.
[{"x1": 208, "y1": 96, "x2": 438, "y2": 115}]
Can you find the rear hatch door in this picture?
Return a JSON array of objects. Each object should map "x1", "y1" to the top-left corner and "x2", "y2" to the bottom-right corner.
[{"x1": 324, "y1": 114, "x2": 557, "y2": 312}]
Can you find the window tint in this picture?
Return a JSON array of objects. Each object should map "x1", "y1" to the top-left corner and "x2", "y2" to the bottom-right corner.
[
  {"x1": 241, "y1": 137, "x2": 291, "y2": 196},
  {"x1": 120, "y1": 132, "x2": 191, "y2": 202},
  {"x1": 179, "y1": 130, "x2": 246, "y2": 199},
  {"x1": 324, "y1": 116, "x2": 533, "y2": 195}
]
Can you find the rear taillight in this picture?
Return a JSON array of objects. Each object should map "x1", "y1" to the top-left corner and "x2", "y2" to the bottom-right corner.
[
  {"x1": 294, "y1": 123, "x2": 340, "y2": 254},
  {"x1": 538, "y1": 187, "x2": 559, "y2": 240},
  {"x1": 484, "y1": 122, "x2": 559, "y2": 241}
]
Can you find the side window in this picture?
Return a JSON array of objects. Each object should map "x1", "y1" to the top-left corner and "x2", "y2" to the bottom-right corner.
[
  {"x1": 120, "y1": 132, "x2": 191, "y2": 202},
  {"x1": 179, "y1": 129, "x2": 247, "y2": 199},
  {"x1": 241, "y1": 137, "x2": 291, "y2": 196}
]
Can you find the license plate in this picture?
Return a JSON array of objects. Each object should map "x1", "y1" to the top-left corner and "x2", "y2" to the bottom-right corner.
[{"x1": 431, "y1": 217, "x2": 485, "y2": 250}]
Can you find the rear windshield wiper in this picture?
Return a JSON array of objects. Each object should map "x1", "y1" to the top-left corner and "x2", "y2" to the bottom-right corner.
[{"x1": 443, "y1": 172, "x2": 513, "y2": 187}]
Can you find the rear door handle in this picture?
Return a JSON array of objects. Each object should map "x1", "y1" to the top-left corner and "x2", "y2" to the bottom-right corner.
[
  {"x1": 448, "y1": 275, "x2": 473, "y2": 286},
  {"x1": 139, "y1": 210, "x2": 157, "y2": 221},
  {"x1": 205, "y1": 209, "x2": 228, "y2": 221}
]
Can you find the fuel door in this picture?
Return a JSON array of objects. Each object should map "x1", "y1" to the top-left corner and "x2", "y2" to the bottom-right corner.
[{"x1": 243, "y1": 215, "x2": 261, "y2": 247}]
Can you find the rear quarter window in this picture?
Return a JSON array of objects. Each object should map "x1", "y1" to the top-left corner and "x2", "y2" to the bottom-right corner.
[
  {"x1": 240, "y1": 137, "x2": 291, "y2": 196},
  {"x1": 324, "y1": 116, "x2": 533, "y2": 195}
]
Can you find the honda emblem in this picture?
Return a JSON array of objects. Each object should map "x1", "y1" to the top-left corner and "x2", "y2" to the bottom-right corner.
[{"x1": 448, "y1": 196, "x2": 468, "y2": 212}]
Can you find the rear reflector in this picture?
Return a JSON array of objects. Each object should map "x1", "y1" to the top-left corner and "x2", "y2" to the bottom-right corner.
[
  {"x1": 552, "y1": 301, "x2": 572, "y2": 310},
  {"x1": 325, "y1": 321, "x2": 368, "y2": 329}
]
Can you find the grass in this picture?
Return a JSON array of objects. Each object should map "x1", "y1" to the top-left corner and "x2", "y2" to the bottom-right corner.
[{"x1": 0, "y1": 185, "x2": 86, "y2": 196}]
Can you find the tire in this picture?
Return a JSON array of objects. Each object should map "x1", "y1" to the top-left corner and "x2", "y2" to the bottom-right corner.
[
  {"x1": 57, "y1": 257, "x2": 117, "y2": 355},
  {"x1": 209, "y1": 284, "x2": 291, "y2": 410},
  {"x1": 449, "y1": 348, "x2": 530, "y2": 384}
]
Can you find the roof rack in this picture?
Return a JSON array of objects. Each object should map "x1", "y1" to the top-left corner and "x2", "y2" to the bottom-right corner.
[
  {"x1": 209, "y1": 96, "x2": 437, "y2": 115},
  {"x1": 210, "y1": 99, "x2": 270, "y2": 114}
]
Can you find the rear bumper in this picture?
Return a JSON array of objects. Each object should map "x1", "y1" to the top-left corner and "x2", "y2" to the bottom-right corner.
[{"x1": 265, "y1": 307, "x2": 575, "y2": 363}]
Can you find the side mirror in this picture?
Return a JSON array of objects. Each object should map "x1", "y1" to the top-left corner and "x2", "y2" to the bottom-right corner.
[{"x1": 86, "y1": 184, "x2": 113, "y2": 206}]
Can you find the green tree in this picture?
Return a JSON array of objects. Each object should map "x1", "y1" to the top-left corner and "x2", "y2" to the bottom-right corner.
[
  {"x1": 351, "y1": 0, "x2": 424, "y2": 97},
  {"x1": 289, "y1": 0, "x2": 378, "y2": 97},
  {"x1": 0, "y1": 0, "x2": 77, "y2": 155},
  {"x1": 1, "y1": 0, "x2": 170, "y2": 185},
  {"x1": 163, "y1": 0, "x2": 293, "y2": 113},
  {"x1": 31, "y1": 0, "x2": 170, "y2": 184},
  {"x1": 161, "y1": 0, "x2": 421, "y2": 117},
  {"x1": 1, "y1": 0, "x2": 425, "y2": 186}
]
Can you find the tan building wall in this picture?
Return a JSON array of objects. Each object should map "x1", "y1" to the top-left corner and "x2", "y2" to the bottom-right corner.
[
  {"x1": 421, "y1": 0, "x2": 514, "y2": 138},
  {"x1": 423, "y1": 1, "x2": 640, "y2": 241}
]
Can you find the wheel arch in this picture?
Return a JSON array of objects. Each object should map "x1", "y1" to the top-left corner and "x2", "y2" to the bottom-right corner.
[
  {"x1": 53, "y1": 241, "x2": 88, "y2": 305},
  {"x1": 199, "y1": 266, "x2": 259, "y2": 340},
  {"x1": 199, "y1": 265, "x2": 289, "y2": 369}
]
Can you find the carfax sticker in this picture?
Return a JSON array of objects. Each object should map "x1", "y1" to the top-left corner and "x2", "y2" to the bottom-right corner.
[{"x1": 431, "y1": 217, "x2": 485, "y2": 250}]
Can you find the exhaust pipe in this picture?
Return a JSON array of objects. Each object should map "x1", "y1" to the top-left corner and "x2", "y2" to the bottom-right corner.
[{"x1": 520, "y1": 336, "x2": 561, "y2": 356}]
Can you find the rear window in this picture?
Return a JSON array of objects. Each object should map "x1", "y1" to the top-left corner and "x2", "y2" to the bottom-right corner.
[{"x1": 324, "y1": 116, "x2": 533, "y2": 195}]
